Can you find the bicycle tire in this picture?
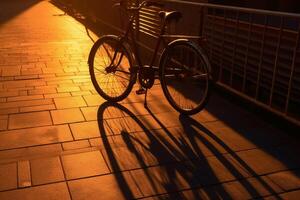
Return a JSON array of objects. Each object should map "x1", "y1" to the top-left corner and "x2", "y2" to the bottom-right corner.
[
  {"x1": 159, "y1": 39, "x2": 211, "y2": 115},
  {"x1": 88, "y1": 35, "x2": 137, "y2": 102}
]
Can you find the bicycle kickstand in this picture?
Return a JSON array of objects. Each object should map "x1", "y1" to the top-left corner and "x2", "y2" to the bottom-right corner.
[{"x1": 144, "y1": 88, "x2": 148, "y2": 108}]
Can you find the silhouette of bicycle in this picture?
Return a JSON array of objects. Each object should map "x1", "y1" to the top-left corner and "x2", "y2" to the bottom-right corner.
[{"x1": 88, "y1": 0, "x2": 211, "y2": 115}]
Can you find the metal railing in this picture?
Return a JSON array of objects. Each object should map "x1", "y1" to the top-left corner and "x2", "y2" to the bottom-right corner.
[{"x1": 54, "y1": 0, "x2": 300, "y2": 125}]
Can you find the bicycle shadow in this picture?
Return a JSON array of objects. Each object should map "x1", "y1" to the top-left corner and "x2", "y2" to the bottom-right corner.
[{"x1": 96, "y1": 101, "x2": 283, "y2": 199}]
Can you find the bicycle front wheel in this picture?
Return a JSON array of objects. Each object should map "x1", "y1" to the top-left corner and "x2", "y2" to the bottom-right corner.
[
  {"x1": 159, "y1": 39, "x2": 211, "y2": 115},
  {"x1": 88, "y1": 35, "x2": 137, "y2": 102}
]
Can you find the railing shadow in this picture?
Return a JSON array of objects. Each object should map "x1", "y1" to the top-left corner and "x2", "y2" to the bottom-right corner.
[{"x1": 96, "y1": 101, "x2": 283, "y2": 199}]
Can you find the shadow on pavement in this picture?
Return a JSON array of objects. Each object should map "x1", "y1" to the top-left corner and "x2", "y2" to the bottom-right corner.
[
  {"x1": 96, "y1": 101, "x2": 288, "y2": 199},
  {"x1": 0, "y1": 0, "x2": 40, "y2": 25}
]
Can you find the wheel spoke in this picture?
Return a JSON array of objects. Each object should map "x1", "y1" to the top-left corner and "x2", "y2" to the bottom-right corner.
[
  {"x1": 89, "y1": 36, "x2": 135, "y2": 101},
  {"x1": 161, "y1": 42, "x2": 210, "y2": 114}
]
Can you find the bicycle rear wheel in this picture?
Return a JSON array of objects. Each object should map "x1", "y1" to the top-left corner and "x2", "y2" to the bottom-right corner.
[
  {"x1": 159, "y1": 39, "x2": 210, "y2": 115},
  {"x1": 88, "y1": 35, "x2": 137, "y2": 102}
]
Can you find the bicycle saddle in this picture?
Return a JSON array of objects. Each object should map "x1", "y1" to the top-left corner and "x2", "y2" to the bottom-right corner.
[{"x1": 159, "y1": 11, "x2": 182, "y2": 22}]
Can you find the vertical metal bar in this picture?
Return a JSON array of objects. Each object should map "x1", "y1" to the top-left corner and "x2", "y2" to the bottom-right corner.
[
  {"x1": 269, "y1": 16, "x2": 284, "y2": 106},
  {"x1": 285, "y1": 21, "x2": 300, "y2": 113},
  {"x1": 135, "y1": 0, "x2": 140, "y2": 41},
  {"x1": 255, "y1": 15, "x2": 268, "y2": 100},
  {"x1": 218, "y1": 9, "x2": 227, "y2": 82},
  {"x1": 230, "y1": 10, "x2": 240, "y2": 87},
  {"x1": 242, "y1": 13, "x2": 253, "y2": 92},
  {"x1": 209, "y1": 8, "x2": 217, "y2": 61},
  {"x1": 199, "y1": 6, "x2": 204, "y2": 38}
]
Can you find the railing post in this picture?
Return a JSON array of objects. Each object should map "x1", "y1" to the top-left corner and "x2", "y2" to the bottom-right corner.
[
  {"x1": 255, "y1": 15, "x2": 268, "y2": 100},
  {"x1": 230, "y1": 10, "x2": 240, "y2": 87},
  {"x1": 269, "y1": 16, "x2": 284, "y2": 106},
  {"x1": 242, "y1": 13, "x2": 253, "y2": 92},
  {"x1": 218, "y1": 9, "x2": 227, "y2": 82},
  {"x1": 285, "y1": 22, "x2": 300, "y2": 114}
]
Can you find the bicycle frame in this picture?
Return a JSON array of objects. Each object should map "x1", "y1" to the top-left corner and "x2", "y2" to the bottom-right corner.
[{"x1": 113, "y1": 2, "x2": 168, "y2": 71}]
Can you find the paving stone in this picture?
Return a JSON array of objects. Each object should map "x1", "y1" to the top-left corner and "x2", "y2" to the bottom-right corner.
[
  {"x1": 20, "y1": 104, "x2": 56, "y2": 113},
  {"x1": 25, "y1": 81, "x2": 46, "y2": 87},
  {"x1": 148, "y1": 112, "x2": 181, "y2": 128},
  {"x1": 201, "y1": 121, "x2": 260, "y2": 151},
  {"x1": 0, "y1": 119, "x2": 8, "y2": 131},
  {"x1": 139, "y1": 193, "x2": 183, "y2": 200},
  {"x1": 62, "y1": 140, "x2": 90, "y2": 150},
  {"x1": 130, "y1": 164, "x2": 195, "y2": 196},
  {"x1": 21, "y1": 68, "x2": 42, "y2": 76},
  {"x1": 18, "y1": 90, "x2": 28, "y2": 96},
  {"x1": 183, "y1": 155, "x2": 251, "y2": 186},
  {"x1": 71, "y1": 91, "x2": 91, "y2": 96},
  {"x1": 0, "y1": 115, "x2": 7, "y2": 120},
  {"x1": 63, "y1": 67, "x2": 78, "y2": 73},
  {"x1": 263, "y1": 190, "x2": 300, "y2": 200},
  {"x1": 131, "y1": 155, "x2": 251, "y2": 197},
  {"x1": 0, "y1": 99, "x2": 53, "y2": 109},
  {"x1": 0, "y1": 91, "x2": 19, "y2": 98},
  {"x1": 207, "y1": 176, "x2": 282, "y2": 199},
  {"x1": 70, "y1": 121, "x2": 113, "y2": 139},
  {"x1": 83, "y1": 95, "x2": 105, "y2": 106},
  {"x1": 72, "y1": 78, "x2": 91, "y2": 84},
  {"x1": 68, "y1": 173, "x2": 142, "y2": 200},
  {"x1": 0, "y1": 163, "x2": 17, "y2": 191},
  {"x1": 123, "y1": 101, "x2": 172, "y2": 116},
  {"x1": 31, "y1": 156, "x2": 65, "y2": 185},
  {"x1": 179, "y1": 178, "x2": 281, "y2": 200},
  {"x1": 28, "y1": 86, "x2": 57, "y2": 95},
  {"x1": 7, "y1": 95, "x2": 44, "y2": 102},
  {"x1": 98, "y1": 105, "x2": 127, "y2": 120},
  {"x1": 54, "y1": 96, "x2": 87, "y2": 109},
  {"x1": 89, "y1": 135, "x2": 128, "y2": 149},
  {"x1": 80, "y1": 106, "x2": 98, "y2": 121},
  {"x1": 0, "y1": 182, "x2": 71, "y2": 200},
  {"x1": 2, "y1": 67, "x2": 21, "y2": 77},
  {"x1": 267, "y1": 169, "x2": 300, "y2": 191},
  {"x1": 132, "y1": 127, "x2": 228, "y2": 163},
  {"x1": 277, "y1": 190, "x2": 300, "y2": 200},
  {"x1": 18, "y1": 160, "x2": 31, "y2": 188},
  {"x1": 0, "y1": 108, "x2": 19, "y2": 115},
  {"x1": 105, "y1": 115, "x2": 161, "y2": 135},
  {"x1": 192, "y1": 109, "x2": 219, "y2": 123},
  {"x1": 102, "y1": 147, "x2": 144, "y2": 172},
  {"x1": 0, "y1": 125, "x2": 72, "y2": 150},
  {"x1": 105, "y1": 117, "x2": 144, "y2": 134},
  {"x1": 0, "y1": 98, "x2": 6, "y2": 103},
  {"x1": 80, "y1": 85, "x2": 96, "y2": 92},
  {"x1": 0, "y1": 144, "x2": 63, "y2": 165},
  {"x1": 44, "y1": 93, "x2": 71, "y2": 99},
  {"x1": 42, "y1": 68, "x2": 64, "y2": 74},
  {"x1": 9, "y1": 111, "x2": 52, "y2": 129},
  {"x1": 56, "y1": 72, "x2": 75, "y2": 76},
  {"x1": 57, "y1": 86, "x2": 80, "y2": 93},
  {"x1": 62, "y1": 151, "x2": 110, "y2": 180},
  {"x1": 236, "y1": 149, "x2": 290, "y2": 175},
  {"x1": 51, "y1": 108, "x2": 85, "y2": 124},
  {"x1": 47, "y1": 80, "x2": 73, "y2": 86}
]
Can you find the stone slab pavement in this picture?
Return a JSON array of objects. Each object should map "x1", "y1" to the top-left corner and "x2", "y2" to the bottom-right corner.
[{"x1": 0, "y1": 0, "x2": 300, "y2": 199}]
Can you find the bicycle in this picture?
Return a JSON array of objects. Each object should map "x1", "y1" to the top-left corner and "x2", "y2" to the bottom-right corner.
[{"x1": 88, "y1": 0, "x2": 211, "y2": 115}]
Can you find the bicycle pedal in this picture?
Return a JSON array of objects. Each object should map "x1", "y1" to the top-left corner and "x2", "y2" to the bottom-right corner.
[{"x1": 136, "y1": 88, "x2": 147, "y2": 95}]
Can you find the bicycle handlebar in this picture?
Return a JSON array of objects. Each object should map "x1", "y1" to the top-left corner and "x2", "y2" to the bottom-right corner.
[
  {"x1": 144, "y1": 1, "x2": 164, "y2": 8},
  {"x1": 113, "y1": 0, "x2": 164, "y2": 11}
]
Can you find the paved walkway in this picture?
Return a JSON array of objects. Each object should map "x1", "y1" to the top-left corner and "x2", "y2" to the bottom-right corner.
[{"x1": 0, "y1": 1, "x2": 300, "y2": 199}]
